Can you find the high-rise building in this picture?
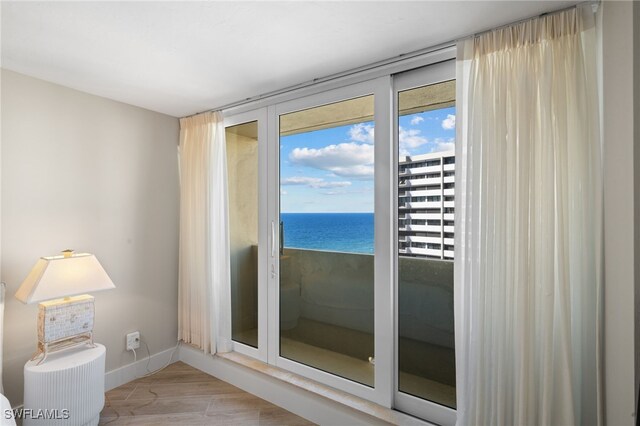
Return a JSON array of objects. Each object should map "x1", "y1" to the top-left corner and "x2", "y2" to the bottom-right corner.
[{"x1": 398, "y1": 150, "x2": 455, "y2": 260}]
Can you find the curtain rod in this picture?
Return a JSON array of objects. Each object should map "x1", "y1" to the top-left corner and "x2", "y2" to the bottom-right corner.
[
  {"x1": 182, "y1": 41, "x2": 455, "y2": 119},
  {"x1": 183, "y1": 0, "x2": 599, "y2": 119},
  {"x1": 470, "y1": 0, "x2": 598, "y2": 39}
]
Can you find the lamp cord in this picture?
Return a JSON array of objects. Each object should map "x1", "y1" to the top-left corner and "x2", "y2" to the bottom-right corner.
[
  {"x1": 126, "y1": 338, "x2": 180, "y2": 378},
  {"x1": 138, "y1": 339, "x2": 181, "y2": 378}
]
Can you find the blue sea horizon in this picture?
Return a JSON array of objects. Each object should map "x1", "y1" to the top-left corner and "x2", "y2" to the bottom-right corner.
[{"x1": 281, "y1": 212, "x2": 374, "y2": 254}]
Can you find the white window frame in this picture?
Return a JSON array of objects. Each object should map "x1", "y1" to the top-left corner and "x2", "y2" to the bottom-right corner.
[
  {"x1": 220, "y1": 47, "x2": 459, "y2": 424},
  {"x1": 267, "y1": 76, "x2": 393, "y2": 406},
  {"x1": 392, "y1": 59, "x2": 457, "y2": 425},
  {"x1": 223, "y1": 107, "x2": 269, "y2": 363}
]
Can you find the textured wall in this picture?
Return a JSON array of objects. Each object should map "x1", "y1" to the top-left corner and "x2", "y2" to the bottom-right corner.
[{"x1": 281, "y1": 248, "x2": 454, "y2": 347}]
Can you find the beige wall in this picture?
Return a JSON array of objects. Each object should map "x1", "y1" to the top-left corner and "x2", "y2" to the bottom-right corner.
[
  {"x1": 602, "y1": 2, "x2": 638, "y2": 424},
  {"x1": 0, "y1": 69, "x2": 180, "y2": 405}
]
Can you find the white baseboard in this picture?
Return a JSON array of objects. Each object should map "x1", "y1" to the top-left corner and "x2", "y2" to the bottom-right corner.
[
  {"x1": 179, "y1": 345, "x2": 395, "y2": 426},
  {"x1": 104, "y1": 345, "x2": 179, "y2": 391}
]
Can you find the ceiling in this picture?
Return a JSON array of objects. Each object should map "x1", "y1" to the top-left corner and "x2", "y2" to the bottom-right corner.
[{"x1": 1, "y1": 1, "x2": 579, "y2": 118}]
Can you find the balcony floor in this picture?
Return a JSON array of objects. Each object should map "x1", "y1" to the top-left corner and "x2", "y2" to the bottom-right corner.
[{"x1": 234, "y1": 318, "x2": 456, "y2": 408}]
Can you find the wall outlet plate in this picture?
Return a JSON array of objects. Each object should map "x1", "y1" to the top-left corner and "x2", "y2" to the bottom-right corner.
[{"x1": 126, "y1": 331, "x2": 140, "y2": 350}]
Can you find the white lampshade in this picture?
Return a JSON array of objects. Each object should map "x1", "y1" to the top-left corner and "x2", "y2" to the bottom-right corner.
[{"x1": 15, "y1": 252, "x2": 115, "y2": 304}]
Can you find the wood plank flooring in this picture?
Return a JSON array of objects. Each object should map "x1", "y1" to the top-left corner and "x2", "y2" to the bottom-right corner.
[{"x1": 100, "y1": 361, "x2": 315, "y2": 425}]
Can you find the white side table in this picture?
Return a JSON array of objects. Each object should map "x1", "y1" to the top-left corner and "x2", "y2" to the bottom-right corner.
[{"x1": 24, "y1": 344, "x2": 105, "y2": 426}]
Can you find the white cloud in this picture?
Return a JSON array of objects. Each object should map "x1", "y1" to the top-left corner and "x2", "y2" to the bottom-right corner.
[
  {"x1": 281, "y1": 176, "x2": 351, "y2": 189},
  {"x1": 399, "y1": 126, "x2": 428, "y2": 155},
  {"x1": 280, "y1": 189, "x2": 288, "y2": 195},
  {"x1": 410, "y1": 116, "x2": 424, "y2": 125},
  {"x1": 442, "y1": 114, "x2": 456, "y2": 130},
  {"x1": 281, "y1": 176, "x2": 323, "y2": 186},
  {"x1": 348, "y1": 123, "x2": 374, "y2": 144},
  {"x1": 326, "y1": 165, "x2": 374, "y2": 178},
  {"x1": 314, "y1": 181, "x2": 352, "y2": 188},
  {"x1": 289, "y1": 142, "x2": 374, "y2": 178},
  {"x1": 431, "y1": 138, "x2": 455, "y2": 153}
]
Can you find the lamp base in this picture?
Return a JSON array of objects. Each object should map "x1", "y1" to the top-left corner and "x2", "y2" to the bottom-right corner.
[
  {"x1": 31, "y1": 332, "x2": 95, "y2": 365},
  {"x1": 34, "y1": 294, "x2": 96, "y2": 364}
]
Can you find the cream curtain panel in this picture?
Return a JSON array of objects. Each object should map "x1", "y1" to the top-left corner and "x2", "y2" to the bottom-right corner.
[
  {"x1": 454, "y1": 5, "x2": 602, "y2": 425},
  {"x1": 178, "y1": 111, "x2": 232, "y2": 354}
]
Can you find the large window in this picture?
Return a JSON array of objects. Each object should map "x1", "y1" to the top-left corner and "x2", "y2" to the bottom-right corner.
[{"x1": 224, "y1": 56, "x2": 456, "y2": 425}]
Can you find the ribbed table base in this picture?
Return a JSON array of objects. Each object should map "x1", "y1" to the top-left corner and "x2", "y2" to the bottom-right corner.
[{"x1": 24, "y1": 344, "x2": 105, "y2": 426}]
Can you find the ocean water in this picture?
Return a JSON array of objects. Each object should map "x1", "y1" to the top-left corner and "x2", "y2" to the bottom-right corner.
[{"x1": 281, "y1": 213, "x2": 374, "y2": 254}]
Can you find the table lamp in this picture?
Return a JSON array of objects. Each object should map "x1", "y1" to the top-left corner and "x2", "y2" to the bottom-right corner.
[{"x1": 15, "y1": 250, "x2": 115, "y2": 363}]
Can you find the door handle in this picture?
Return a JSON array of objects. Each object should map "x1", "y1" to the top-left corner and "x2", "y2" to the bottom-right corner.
[{"x1": 271, "y1": 221, "x2": 276, "y2": 258}]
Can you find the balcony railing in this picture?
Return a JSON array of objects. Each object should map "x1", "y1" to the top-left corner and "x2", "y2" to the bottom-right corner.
[
  {"x1": 279, "y1": 247, "x2": 454, "y2": 349},
  {"x1": 273, "y1": 246, "x2": 456, "y2": 407}
]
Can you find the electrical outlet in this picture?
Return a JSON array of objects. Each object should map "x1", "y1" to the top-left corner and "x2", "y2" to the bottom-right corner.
[{"x1": 126, "y1": 331, "x2": 140, "y2": 350}]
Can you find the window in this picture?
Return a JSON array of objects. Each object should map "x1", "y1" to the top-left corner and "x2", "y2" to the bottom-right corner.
[
  {"x1": 395, "y1": 63, "x2": 456, "y2": 422},
  {"x1": 223, "y1": 57, "x2": 456, "y2": 425},
  {"x1": 226, "y1": 121, "x2": 259, "y2": 349},
  {"x1": 225, "y1": 109, "x2": 268, "y2": 362}
]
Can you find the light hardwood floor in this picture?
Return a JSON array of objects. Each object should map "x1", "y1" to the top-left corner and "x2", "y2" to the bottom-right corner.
[{"x1": 100, "y1": 361, "x2": 315, "y2": 425}]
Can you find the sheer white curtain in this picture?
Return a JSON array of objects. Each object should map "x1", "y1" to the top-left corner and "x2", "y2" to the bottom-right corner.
[
  {"x1": 178, "y1": 111, "x2": 232, "y2": 354},
  {"x1": 454, "y1": 5, "x2": 602, "y2": 425}
]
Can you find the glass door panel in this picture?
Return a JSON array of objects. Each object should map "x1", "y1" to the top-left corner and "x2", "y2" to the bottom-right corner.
[
  {"x1": 278, "y1": 95, "x2": 375, "y2": 386},
  {"x1": 226, "y1": 120, "x2": 260, "y2": 349},
  {"x1": 394, "y1": 60, "x2": 457, "y2": 421}
]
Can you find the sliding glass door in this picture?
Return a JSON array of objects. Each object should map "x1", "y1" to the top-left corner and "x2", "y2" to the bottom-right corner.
[
  {"x1": 277, "y1": 94, "x2": 376, "y2": 387},
  {"x1": 268, "y1": 78, "x2": 392, "y2": 404},
  {"x1": 393, "y1": 61, "x2": 457, "y2": 424},
  {"x1": 225, "y1": 109, "x2": 268, "y2": 362},
  {"x1": 221, "y1": 52, "x2": 458, "y2": 424}
]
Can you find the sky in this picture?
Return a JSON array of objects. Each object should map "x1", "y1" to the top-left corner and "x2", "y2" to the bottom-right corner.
[{"x1": 279, "y1": 106, "x2": 456, "y2": 213}]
